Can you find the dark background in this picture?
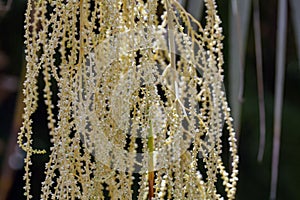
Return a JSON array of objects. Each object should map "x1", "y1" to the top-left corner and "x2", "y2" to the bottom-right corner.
[{"x1": 0, "y1": 0, "x2": 299, "y2": 199}]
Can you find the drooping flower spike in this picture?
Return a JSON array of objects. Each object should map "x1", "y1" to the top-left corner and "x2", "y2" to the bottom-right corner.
[{"x1": 19, "y1": 0, "x2": 238, "y2": 199}]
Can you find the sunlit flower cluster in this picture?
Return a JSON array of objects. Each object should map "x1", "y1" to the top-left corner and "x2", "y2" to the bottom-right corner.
[{"x1": 19, "y1": 0, "x2": 239, "y2": 199}]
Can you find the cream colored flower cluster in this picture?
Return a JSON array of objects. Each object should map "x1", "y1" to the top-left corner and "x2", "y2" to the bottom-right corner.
[{"x1": 19, "y1": 0, "x2": 238, "y2": 199}]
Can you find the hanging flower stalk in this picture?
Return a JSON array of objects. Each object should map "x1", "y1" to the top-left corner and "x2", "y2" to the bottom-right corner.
[{"x1": 18, "y1": 0, "x2": 239, "y2": 199}]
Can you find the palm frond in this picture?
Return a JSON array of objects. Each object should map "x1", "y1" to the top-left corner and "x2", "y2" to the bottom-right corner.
[
  {"x1": 186, "y1": 0, "x2": 204, "y2": 21},
  {"x1": 290, "y1": 0, "x2": 300, "y2": 68},
  {"x1": 253, "y1": 0, "x2": 266, "y2": 162},
  {"x1": 229, "y1": 0, "x2": 252, "y2": 136},
  {"x1": 270, "y1": 0, "x2": 288, "y2": 199}
]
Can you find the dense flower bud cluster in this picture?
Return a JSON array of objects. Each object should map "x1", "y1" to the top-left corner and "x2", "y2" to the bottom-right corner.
[{"x1": 19, "y1": 0, "x2": 239, "y2": 199}]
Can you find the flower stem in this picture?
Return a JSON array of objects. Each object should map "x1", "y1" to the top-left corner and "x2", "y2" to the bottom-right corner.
[{"x1": 148, "y1": 119, "x2": 154, "y2": 199}]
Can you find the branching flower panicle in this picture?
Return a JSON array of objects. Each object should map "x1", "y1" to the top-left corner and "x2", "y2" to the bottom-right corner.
[{"x1": 19, "y1": 0, "x2": 239, "y2": 199}]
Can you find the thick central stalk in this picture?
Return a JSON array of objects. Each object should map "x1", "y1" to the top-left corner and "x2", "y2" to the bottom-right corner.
[{"x1": 148, "y1": 118, "x2": 154, "y2": 199}]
